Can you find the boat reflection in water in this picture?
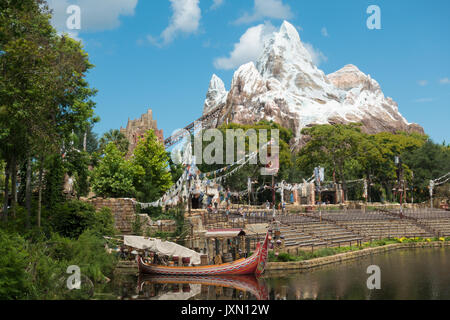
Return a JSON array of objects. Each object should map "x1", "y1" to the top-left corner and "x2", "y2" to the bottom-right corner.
[{"x1": 137, "y1": 274, "x2": 269, "y2": 300}]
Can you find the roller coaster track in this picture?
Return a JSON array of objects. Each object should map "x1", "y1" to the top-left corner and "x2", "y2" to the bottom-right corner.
[{"x1": 163, "y1": 105, "x2": 224, "y2": 148}]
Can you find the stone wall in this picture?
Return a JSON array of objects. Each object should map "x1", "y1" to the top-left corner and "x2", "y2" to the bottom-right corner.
[{"x1": 82, "y1": 198, "x2": 136, "y2": 234}]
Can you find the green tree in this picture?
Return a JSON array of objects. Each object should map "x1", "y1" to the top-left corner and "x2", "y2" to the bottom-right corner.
[
  {"x1": 193, "y1": 121, "x2": 294, "y2": 204},
  {"x1": 0, "y1": 1, "x2": 97, "y2": 227},
  {"x1": 370, "y1": 132, "x2": 426, "y2": 202},
  {"x1": 99, "y1": 129, "x2": 129, "y2": 154},
  {"x1": 64, "y1": 149, "x2": 91, "y2": 198},
  {"x1": 402, "y1": 140, "x2": 450, "y2": 202},
  {"x1": 74, "y1": 123, "x2": 100, "y2": 154},
  {"x1": 132, "y1": 130, "x2": 173, "y2": 202},
  {"x1": 43, "y1": 154, "x2": 65, "y2": 209},
  {"x1": 168, "y1": 153, "x2": 184, "y2": 184},
  {"x1": 297, "y1": 124, "x2": 365, "y2": 200},
  {"x1": 91, "y1": 143, "x2": 144, "y2": 198}
]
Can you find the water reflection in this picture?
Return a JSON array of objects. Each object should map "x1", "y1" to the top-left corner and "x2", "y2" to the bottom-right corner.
[
  {"x1": 263, "y1": 247, "x2": 450, "y2": 300},
  {"x1": 111, "y1": 248, "x2": 450, "y2": 300},
  {"x1": 136, "y1": 275, "x2": 269, "y2": 300}
]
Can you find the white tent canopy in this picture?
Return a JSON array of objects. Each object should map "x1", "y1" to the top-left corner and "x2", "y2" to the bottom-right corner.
[
  {"x1": 124, "y1": 235, "x2": 201, "y2": 266},
  {"x1": 205, "y1": 228, "x2": 245, "y2": 238}
]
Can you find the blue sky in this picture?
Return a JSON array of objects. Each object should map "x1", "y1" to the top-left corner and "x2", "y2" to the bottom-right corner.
[{"x1": 48, "y1": 0, "x2": 450, "y2": 144}]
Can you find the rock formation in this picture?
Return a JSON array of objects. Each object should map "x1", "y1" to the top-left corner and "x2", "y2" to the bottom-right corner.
[{"x1": 203, "y1": 21, "x2": 423, "y2": 146}]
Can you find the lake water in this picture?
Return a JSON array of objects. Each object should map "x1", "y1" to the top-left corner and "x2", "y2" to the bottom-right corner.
[{"x1": 105, "y1": 247, "x2": 450, "y2": 300}]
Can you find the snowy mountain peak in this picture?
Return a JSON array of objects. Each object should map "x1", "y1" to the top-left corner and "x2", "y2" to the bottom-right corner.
[
  {"x1": 203, "y1": 74, "x2": 228, "y2": 114},
  {"x1": 279, "y1": 20, "x2": 302, "y2": 45},
  {"x1": 203, "y1": 21, "x2": 423, "y2": 145},
  {"x1": 209, "y1": 74, "x2": 226, "y2": 92},
  {"x1": 231, "y1": 62, "x2": 266, "y2": 95},
  {"x1": 328, "y1": 64, "x2": 380, "y2": 93},
  {"x1": 256, "y1": 20, "x2": 337, "y2": 100}
]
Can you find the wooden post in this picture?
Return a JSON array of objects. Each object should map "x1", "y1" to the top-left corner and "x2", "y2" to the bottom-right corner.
[
  {"x1": 272, "y1": 175, "x2": 276, "y2": 218},
  {"x1": 188, "y1": 178, "x2": 192, "y2": 215}
]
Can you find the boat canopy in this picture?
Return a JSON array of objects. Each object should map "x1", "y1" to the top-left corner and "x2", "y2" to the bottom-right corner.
[
  {"x1": 205, "y1": 228, "x2": 245, "y2": 238},
  {"x1": 124, "y1": 235, "x2": 201, "y2": 266}
]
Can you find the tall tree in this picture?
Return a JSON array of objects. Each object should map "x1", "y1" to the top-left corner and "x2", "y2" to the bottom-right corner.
[
  {"x1": 297, "y1": 124, "x2": 365, "y2": 200},
  {"x1": 91, "y1": 143, "x2": 144, "y2": 198},
  {"x1": 99, "y1": 129, "x2": 129, "y2": 154},
  {"x1": 132, "y1": 130, "x2": 173, "y2": 202},
  {"x1": 402, "y1": 140, "x2": 450, "y2": 202},
  {"x1": 0, "y1": 1, "x2": 97, "y2": 227}
]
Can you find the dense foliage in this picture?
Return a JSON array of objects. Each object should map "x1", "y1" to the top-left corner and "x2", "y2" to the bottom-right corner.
[
  {"x1": 0, "y1": 0, "x2": 97, "y2": 225},
  {"x1": 0, "y1": 1, "x2": 117, "y2": 300},
  {"x1": 195, "y1": 121, "x2": 297, "y2": 204},
  {"x1": 91, "y1": 143, "x2": 144, "y2": 198},
  {"x1": 92, "y1": 130, "x2": 172, "y2": 201},
  {"x1": 0, "y1": 200, "x2": 117, "y2": 300},
  {"x1": 131, "y1": 130, "x2": 173, "y2": 202},
  {"x1": 296, "y1": 124, "x2": 448, "y2": 202},
  {"x1": 99, "y1": 129, "x2": 129, "y2": 154}
]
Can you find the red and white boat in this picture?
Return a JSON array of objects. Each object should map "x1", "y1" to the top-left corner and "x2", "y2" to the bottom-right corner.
[{"x1": 137, "y1": 232, "x2": 269, "y2": 276}]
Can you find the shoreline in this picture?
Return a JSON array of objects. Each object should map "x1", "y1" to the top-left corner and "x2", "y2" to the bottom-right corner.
[
  {"x1": 114, "y1": 241, "x2": 450, "y2": 276},
  {"x1": 264, "y1": 241, "x2": 450, "y2": 274}
]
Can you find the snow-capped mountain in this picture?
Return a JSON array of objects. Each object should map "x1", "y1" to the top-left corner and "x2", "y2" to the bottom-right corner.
[
  {"x1": 203, "y1": 21, "x2": 423, "y2": 145},
  {"x1": 203, "y1": 74, "x2": 228, "y2": 115}
]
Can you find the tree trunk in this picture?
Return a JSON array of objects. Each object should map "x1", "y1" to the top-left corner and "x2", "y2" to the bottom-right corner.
[
  {"x1": 2, "y1": 161, "x2": 10, "y2": 222},
  {"x1": 37, "y1": 156, "x2": 44, "y2": 229},
  {"x1": 83, "y1": 131, "x2": 87, "y2": 151},
  {"x1": 366, "y1": 172, "x2": 371, "y2": 203},
  {"x1": 10, "y1": 155, "x2": 17, "y2": 218},
  {"x1": 25, "y1": 156, "x2": 32, "y2": 229},
  {"x1": 338, "y1": 164, "x2": 347, "y2": 201}
]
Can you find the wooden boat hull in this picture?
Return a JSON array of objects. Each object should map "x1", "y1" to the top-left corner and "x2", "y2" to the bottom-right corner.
[{"x1": 137, "y1": 232, "x2": 269, "y2": 276}]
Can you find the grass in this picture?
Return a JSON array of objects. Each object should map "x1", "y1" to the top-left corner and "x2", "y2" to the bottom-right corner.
[{"x1": 268, "y1": 237, "x2": 450, "y2": 262}]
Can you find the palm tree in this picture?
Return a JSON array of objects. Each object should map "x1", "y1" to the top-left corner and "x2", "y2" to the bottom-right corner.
[{"x1": 99, "y1": 129, "x2": 129, "y2": 154}]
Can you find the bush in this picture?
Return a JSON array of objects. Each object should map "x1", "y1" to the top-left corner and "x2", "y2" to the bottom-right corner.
[
  {"x1": 68, "y1": 230, "x2": 117, "y2": 283},
  {"x1": 0, "y1": 231, "x2": 31, "y2": 300},
  {"x1": 0, "y1": 228, "x2": 118, "y2": 300},
  {"x1": 44, "y1": 200, "x2": 115, "y2": 239},
  {"x1": 276, "y1": 252, "x2": 295, "y2": 262}
]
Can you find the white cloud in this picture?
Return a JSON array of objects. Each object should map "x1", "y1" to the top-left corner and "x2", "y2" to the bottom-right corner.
[
  {"x1": 321, "y1": 27, "x2": 329, "y2": 37},
  {"x1": 234, "y1": 0, "x2": 293, "y2": 24},
  {"x1": 214, "y1": 22, "x2": 276, "y2": 70},
  {"x1": 303, "y1": 43, "x2": 328, "y2": 66},
  {"x1": 47, "y1": 0, "x2": 138, "y2": 39},
  {"x1": 440, "y1": 77, "x2": 450, "y2": 84},
  {"x1": 160, "y1": 0, "x2": 201, "y2": 45},
  {"x1": 211, "y1": 0, "x2": 224, "y2": 10},
  {"x1": 417, "y1": 80, "x2": 428, "y2": 86}
]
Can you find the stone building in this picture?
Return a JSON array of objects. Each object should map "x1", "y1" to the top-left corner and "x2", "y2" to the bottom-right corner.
[{"x1": 120, "y1": 109, "x2": 164, "y2": 156}]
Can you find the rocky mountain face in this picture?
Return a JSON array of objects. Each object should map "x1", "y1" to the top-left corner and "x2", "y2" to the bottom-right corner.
[{"x1": 203, "y1": 21, "x2": 423, "y2": 147}]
